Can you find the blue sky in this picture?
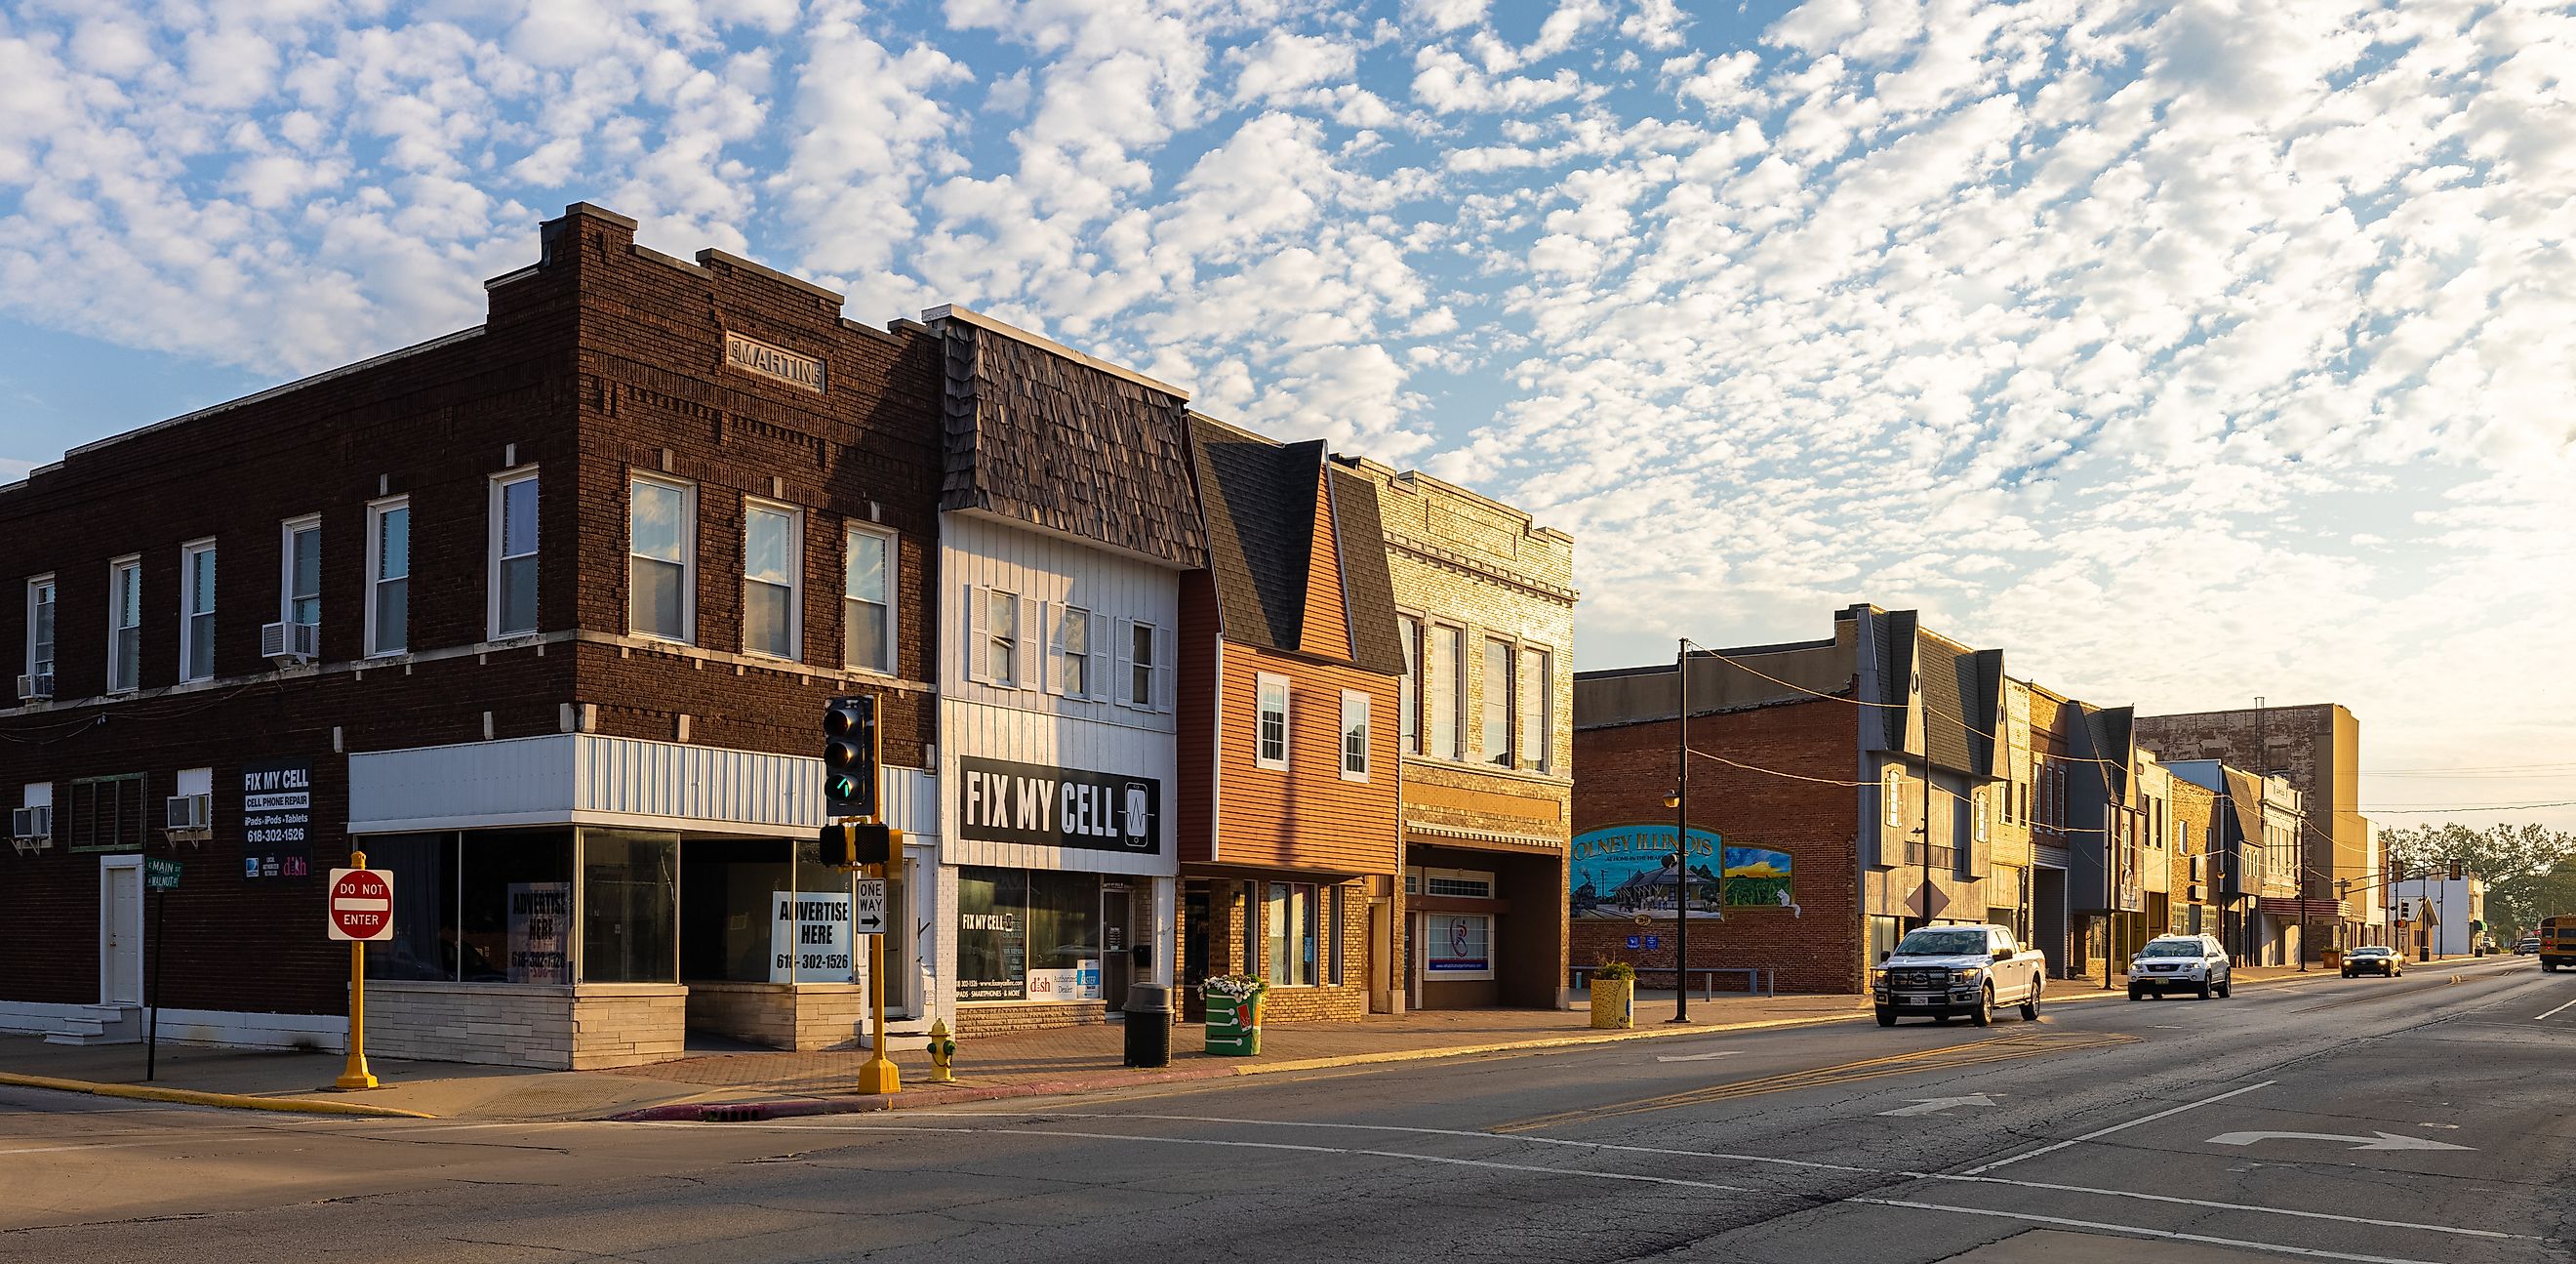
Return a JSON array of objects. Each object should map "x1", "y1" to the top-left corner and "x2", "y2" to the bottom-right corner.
[{"x1": 4, "y1": 0, "x2": 2573, "y2": 829}]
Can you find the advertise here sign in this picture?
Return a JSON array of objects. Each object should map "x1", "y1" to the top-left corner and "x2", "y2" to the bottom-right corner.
[
  {"x1": 958, "y1": 756, "x2": 1161, "y2": 855},
  {"x1": 506, "y1": 882, "x2": 572, "y2": 985},
  {"x1": 240, "y1": 756, "x2": 314, "y2": 879},
  {"x1": 772, "y1": 891, "x2": 854, "y2": 983}
]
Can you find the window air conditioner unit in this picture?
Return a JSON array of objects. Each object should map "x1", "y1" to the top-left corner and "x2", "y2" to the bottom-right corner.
[
  {"x1": 261, "y1": 621, "x2": 320, "y2": 664},
  {"x1": 9, "y1": 805, "x2": 50, "y2": 852},
  {"x1": 165, "y1": 794, "x2": 213, "y2": 834},
  {"x1": 17, "y1": 673, "x2": 52, "y2": 702}
]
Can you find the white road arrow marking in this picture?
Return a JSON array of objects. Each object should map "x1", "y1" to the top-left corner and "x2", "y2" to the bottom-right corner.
[
  {"x1": 2207, "y1": 1130, "x2": 2473, "y2": 1152},
  {"x1": 1654, "y1": 1051, "x2": 1745, "y2": 1063},
  {"x1": 1879, "y1": 1092, "x2": 2000, "y2": 1117}
]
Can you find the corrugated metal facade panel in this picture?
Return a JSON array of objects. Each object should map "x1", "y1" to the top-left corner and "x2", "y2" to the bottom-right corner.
[
  {"x1": 349, "y1": 733, "x2": 938, "y2": 836},
  {"x1": 937, "y1": 512, "x2": 1181, "y2": 878}
]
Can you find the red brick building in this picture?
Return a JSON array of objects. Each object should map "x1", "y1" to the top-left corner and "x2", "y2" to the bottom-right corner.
[{"x1": 0, "y1": 204, "x2": 946, "y2": 1065}]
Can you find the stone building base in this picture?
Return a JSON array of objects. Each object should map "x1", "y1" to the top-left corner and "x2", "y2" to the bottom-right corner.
[
  {"x1": 683, "y1": 981, "x2": 870, "y2": 1051},
  {"x1": 367, "y1": 981, "x2": 687, "y2": 1070}
]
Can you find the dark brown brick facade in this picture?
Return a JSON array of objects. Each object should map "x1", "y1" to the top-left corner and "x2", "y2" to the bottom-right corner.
[{"x1": 0, "y1": 204, "x2": 943, "y2": 1021}]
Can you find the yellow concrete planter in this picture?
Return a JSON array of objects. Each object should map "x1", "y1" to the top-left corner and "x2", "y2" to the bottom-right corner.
[{"x1": 1590, "y1": 976, "x2": 1635, "y2": 1030}]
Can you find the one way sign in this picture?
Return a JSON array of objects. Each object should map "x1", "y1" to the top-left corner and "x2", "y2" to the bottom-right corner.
[{"x1": 854, "y1": 878, "x2": 887, "y2": 936}]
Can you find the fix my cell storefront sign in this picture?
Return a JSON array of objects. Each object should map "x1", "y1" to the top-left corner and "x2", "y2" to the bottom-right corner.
[
  {"x1": 241, "y1": 757, "x2": 315, "y2": 879},
  {"x1": 953, "y1": 756, "x2": 1157, "y2": 1003}
]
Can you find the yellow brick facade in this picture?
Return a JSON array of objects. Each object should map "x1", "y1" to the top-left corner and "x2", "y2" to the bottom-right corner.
[{"x1": 1333, "y1": 457, "x2": 1576, "y2": 1009}]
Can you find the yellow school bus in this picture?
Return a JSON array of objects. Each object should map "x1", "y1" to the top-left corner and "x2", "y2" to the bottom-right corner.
[{"x1": 2543, "y1": 916, "x2": 2576, "y2": 972}]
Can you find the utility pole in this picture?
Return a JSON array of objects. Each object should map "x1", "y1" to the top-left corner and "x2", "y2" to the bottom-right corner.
[{"x1": 1670, "y1": 637, "x2": 1692, "y2": 1025}]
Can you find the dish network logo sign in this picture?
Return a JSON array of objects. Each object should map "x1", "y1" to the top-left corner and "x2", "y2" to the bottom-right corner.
[{"x1": 958, "y1": 755, "x2": 1160, "y2": 856}]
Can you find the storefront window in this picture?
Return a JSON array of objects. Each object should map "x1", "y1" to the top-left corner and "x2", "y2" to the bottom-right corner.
[
  {"x1": 582, "y1": 829, "x2": 677, "y2": 984},
  {"x1": 365, "y1": 833, "x2": 459, "y2": 982},
  {"x1": 959, "y1": 867, "x2": 1101, "y2": 1002},
  {"x1": 959, "y1": 868, "x2": 1028, "y2": 1000},
  {"x1": 681, "y1": 837, "x2": 794, "y2": 982},
  {"x1": 1268, "y1": 882, "x2": 1318, "y2": 987}
]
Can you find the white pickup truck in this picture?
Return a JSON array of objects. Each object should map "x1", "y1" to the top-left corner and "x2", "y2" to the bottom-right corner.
[{"x1": 1872, "y1": 923, "x2": 2047, "y2": 1027}]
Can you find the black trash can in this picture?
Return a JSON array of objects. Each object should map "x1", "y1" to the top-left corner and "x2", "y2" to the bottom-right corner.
[{"x1": 1123, "y1": 982, "x2": 1172, "y2": 1069}]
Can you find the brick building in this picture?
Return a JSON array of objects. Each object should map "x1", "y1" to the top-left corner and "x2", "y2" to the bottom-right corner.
[
  {"x1": 1332, "y1": 459, "x2": 1575, "y2": 1010},
  {"x1": 1176, "y1": 418, "x2": 1406, "y2": 1021},
  {"x1": 0, "y1": 204, "x2": 946, "y2": 1065},
  {"x1": 1572, "y1": 606, "x2": 2023, "y2": 997},
  {"x1": 2134, "y1": 703, "x2": 2368, "y2": 958}
]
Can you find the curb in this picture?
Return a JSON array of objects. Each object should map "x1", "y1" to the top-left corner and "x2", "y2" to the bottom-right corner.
[
  {"x1": 2042, "y1": 955, "x2": 2510, "y2": 1005},
  {"x1": 609, "y1": 1007, "x2": 1871, "y2": 1122},
  {"x1": 0, "y1": 1072, "x2": 436, "y2": 1119}
]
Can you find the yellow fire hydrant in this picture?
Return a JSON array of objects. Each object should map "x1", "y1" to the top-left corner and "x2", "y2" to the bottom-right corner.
[{"x1": 927, "y1": 1019, "x2": 957, "y2": 1083}]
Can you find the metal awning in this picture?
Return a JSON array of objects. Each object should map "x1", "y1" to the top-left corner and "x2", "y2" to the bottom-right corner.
[{"x1": 2258, "y1": 897, "x2": 2352, "y2": 919}]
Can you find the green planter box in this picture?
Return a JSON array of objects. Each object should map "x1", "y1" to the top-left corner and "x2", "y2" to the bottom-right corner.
[{"x1": 1204, "y1": 992, "x2": 1264, "y2": 1056}]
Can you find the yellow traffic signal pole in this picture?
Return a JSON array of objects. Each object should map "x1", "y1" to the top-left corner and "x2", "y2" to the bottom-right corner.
[
  {"x1": 336, "y1": 848, "x2": 379, "y2": 1090},
  {"x1": 852, "y1": 707, "x2": 900, "y2": 1095}
]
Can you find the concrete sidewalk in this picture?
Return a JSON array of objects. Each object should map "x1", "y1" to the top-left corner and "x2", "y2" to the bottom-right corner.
[{"x1": 0, "y1": 992, "x2": 1864, "y2": 1122}]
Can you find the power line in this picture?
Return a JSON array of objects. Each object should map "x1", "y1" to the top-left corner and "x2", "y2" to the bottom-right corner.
[{"x1": 2366, "y1": 800, "x2": 2576, "y2": 814}]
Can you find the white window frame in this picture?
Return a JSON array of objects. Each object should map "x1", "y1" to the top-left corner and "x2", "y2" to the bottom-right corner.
[
  {"x1": 179, "y1": 539, "x2": 216, "y2": 683},
  {"x1": 278, "y1": 513, "x2": 321, "y2": 630},
  {"x1": 1255, "y1": 673, "x2": 1290, "y2": 771},
  {"x1": 490, "y1": 469, "x2": 541, "y2": 639},
  {"x1": 24, "y1": 574, "x2": 55, "y2": 682},
  {"x1": 625, "y1": 472, "x2": 696, "y2": 644},
  {"x1": 1340, "y1": 689, "x2": 1370, "y2": 782},
  {"x1": 1884, "y1": 765, "x2": 1904, "y2": 827},
  {"x1": 365, "y1": 496, "x2": 410, "y2": 658},
  {"x1": 976, "y1": 588, "x2": 1022, "y2": 688},
  {"x1": 842, "y1": 523, "x2": 896, "y2": 675},
  {"x1": 1052, "y1": 604, "x2": 1094, "y2": 699},
  {"x1": 1397, "y1": 614, "x2": 1422, "y2": 755},
  {"x1": 1520, "y1": 644, "x2": 1552, "y2": 774},
  {"x1": 1430, "y1": 624, "x2": 1465, "y2": 760},
  {"x1": 1973, "y1": 787, "x2": 1991, "y2": 842},
  {"x1": 740, "y1": 496, "x2": 803, "y2": 661},
  {"x1": 1266, "y1": 881, "x2": 1320, "y2": 988},
  {"x1": 1123, "y1": 619, "x2": 1156, "y2": 709},
  {"x1": 106, "y1": 556, "x2": 141, "y2": 695}
]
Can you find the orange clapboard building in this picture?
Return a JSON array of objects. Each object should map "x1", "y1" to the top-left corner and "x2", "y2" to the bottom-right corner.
[{"x1": 1174, "y1": 417, "x2": 1408, "y2": 1021}]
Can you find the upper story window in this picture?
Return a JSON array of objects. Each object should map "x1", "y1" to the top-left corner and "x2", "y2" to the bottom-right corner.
[
  {"x1": 23, "y1": 576, "x2": 54, "y2": 683},
  {"x1": 1340, "y1": 690, "x2": 1370, "y2": 782},
  {"x1": 1884, "y1": 764, "x2": 1904, "y2": 827},
  {"x1": 1429, "y1": 625, "x2": 1464, "y2": 760},
  {"x1": 1481, "y1": 636, "x2": 1514, "y2": 767},
  {"x1": 107, "y1": 556, "x2": 141, "y2": 694},
  {"x1": 627, "y1": 473, "x2": 693, "y2": 643},
  {"x1": 1519, "y1": 646, "x2": 1552, "y2": 774},
  {"x1": 1127, "y1": 620, "x2": 1155, "y2": 708},
  {"x1": 742, "y1": 499, "x2": 801, "y2": 660},
  {"x1": 491, "y1": 470, "x2": 539, "y2": 637},
  {"x1": 984, "y1": 589, "x2": 1021, "y2": 687},
  {"x1": 280, "y1": 515, "x2": 321, "y2": 629},
  {"x1": 1972, "y1": 787, "x2": 1991, "y2": 842},
  {"x1": 1053, "y1": 605, "x2": 1094, "y2": 698},
  {"x1": 367, "y1": 498, "x2": 410, "y2": 657},
  {"x1": 843, "y1": 525, "x2": 893, "y2": 674},
  {"x1": 1397, "y1": 615, "x2": 1423, "y2": 755},
  {"x1": 1256, "y1": 673, "x2": 1290, "y2": 770},
  {"x1": 180, "y1": 540, "x2": 216, "y2": 683}
]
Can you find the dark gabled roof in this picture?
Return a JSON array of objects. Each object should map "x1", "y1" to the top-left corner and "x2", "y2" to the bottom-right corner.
[
  {"x1": 1185, "y1": 416, "x2": 1405, "y2": 676},
  {"x1": 1190, "y1": 416, "x2": 1323, "y2": 655},
  {"x1": 1917, "y1": 636, "x2": 1976, "y2": 774},
  {"x1": 937, "y1": 313, "x2": 1206, "y2": 567},
  {"x1": 2081, "y1": 705, "x2": 2136, "y2": 800},
  {"x1": 1326, "y1": 466, "x2": 1407, "y2": 676},
  {"x1": 1878, "y1": 610, "x2": 1916, "y2": 752},
  {"x1": 2222, "y1": 766, "x2": 2266, "y2": 843}
]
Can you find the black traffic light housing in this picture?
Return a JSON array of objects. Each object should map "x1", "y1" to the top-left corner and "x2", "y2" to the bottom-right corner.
[
  {"x1": 824, "y1": 695, "x2": 878, "y2": 819},
  {"x1": 822, "y1": 821, "x2": 899, "y2": 869},
  {"x1": 2448, "y1": 859, "x2": 2465, "y2": 881}
]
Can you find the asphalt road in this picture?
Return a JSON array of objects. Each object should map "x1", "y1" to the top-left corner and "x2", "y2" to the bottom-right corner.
[{"x1": 5, "y1": 955, "x2": 2567, "y2": 1263}]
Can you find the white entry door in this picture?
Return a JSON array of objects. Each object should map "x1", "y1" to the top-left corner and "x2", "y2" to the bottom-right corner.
[{"x1": 101, "y1": 862, "x2": 143, "y2": 1004}]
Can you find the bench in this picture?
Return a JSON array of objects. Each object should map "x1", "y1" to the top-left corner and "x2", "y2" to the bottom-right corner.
[{"x1": 1570, "y1": 965, "x2": 1776, "y2": 999}]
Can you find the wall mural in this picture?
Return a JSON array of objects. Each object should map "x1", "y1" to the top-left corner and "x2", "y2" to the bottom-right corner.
[{"x1": 1570, "y1": 824, "x2": 1794, "y2": 918}]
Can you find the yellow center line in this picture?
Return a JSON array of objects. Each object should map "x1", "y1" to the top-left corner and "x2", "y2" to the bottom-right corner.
[{"x1": 1491, "y1": 1033, "x2": 2139, "y2": 1134}]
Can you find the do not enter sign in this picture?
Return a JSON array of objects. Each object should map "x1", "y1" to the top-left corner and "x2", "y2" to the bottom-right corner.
[{"x1": 328, "y1": 868, "x2": 395, "y2": 941}]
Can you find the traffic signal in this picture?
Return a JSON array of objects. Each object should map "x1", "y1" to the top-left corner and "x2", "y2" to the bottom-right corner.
[
  {"x1": 2447, "y1": 859, "x2": 2464, "y2": 881},
  {"x1": 821, "y1": 821, "x2": 900, "y2": 869},
  {"x1": 823, "y1": 695, "x2": 877, "y2": 818}
]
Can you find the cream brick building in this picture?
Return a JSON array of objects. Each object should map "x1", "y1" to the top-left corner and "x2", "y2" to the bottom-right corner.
[{"x1": 1331, "y1": 458, "x2": 1576, "y2": 1009}]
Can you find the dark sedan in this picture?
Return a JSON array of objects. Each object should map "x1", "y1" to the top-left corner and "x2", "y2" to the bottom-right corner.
[{"x1": 2342, "y1": 946, "x2": 2403, "y2": 977}]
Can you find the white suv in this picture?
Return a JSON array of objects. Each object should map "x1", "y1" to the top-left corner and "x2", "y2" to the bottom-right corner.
[{"x1": 2127, "y1": 934, "x2": 2232, "y2": 1000}]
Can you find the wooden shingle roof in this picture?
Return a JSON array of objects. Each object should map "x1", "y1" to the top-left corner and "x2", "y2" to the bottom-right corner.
[{"x1": 936, "y1": 311, "x2": 1206, "y2": 567}]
